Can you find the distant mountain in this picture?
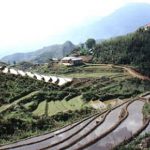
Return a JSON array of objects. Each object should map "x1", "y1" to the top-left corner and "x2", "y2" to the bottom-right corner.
[
  {"x1": 1, "y1": 41, "x2": 76, "y2": 64},
  {"x1": 2, "y1": 3, "x2": 150, "y2": 63},
  {"x1": 63, "y1": 3, "x2": 150, "y2": 43},
  {"x1": 0, "y1": 61, "x2": 7, "y2": 66}
]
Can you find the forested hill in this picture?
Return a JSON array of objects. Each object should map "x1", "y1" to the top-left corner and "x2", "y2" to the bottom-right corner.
[{"x1": 93, "y1": 26, "x2": 150, "y2": 77}]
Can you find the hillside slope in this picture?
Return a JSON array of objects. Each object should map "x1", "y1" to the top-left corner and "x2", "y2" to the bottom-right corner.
[
  {"x1": 0, "y1": 64, "x2": 150, "y2": 145},
  {"x1": 93, "y1": 26, "x2": 150, "y2": 77}
]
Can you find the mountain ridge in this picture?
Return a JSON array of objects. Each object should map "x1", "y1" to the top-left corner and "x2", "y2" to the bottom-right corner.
[
  {"x1": 1, "y1": 41, "x2": 76, "y2": 64},
  {"x1": 2, "y1": 2, "x2": 150, "y2": 63},
  {"x1": 62, "y1": 3, "x2": 150, "y2": 43}
]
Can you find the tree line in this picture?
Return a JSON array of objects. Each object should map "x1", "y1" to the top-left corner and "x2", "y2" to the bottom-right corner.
[{"x1": 93, "y1": 27, "x2": 150, "y2": 77}]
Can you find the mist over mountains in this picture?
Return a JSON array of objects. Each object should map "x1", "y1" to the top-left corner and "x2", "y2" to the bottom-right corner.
[
  {"x1": 63, "y1": 3, "x2": 150, "y2": 42},
  {"x1": 1, "y1": 2, "x2": 150, "y2": 63}
]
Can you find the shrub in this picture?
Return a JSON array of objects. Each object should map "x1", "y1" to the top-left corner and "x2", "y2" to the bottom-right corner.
[{"x1": 82, "y1": 92, "x2": 99, "y2": 102}]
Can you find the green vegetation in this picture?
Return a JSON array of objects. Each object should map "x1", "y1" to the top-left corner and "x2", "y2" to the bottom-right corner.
[
  {"x1": 0, "y1": 91, "x2": 39, "y2": 113},
  {"x1": 116, "y1": 133, "x2": 150, "y2": 150},
  {"x1": 0, "y1": 72, "x2": 59, "y2": 105},
  {"x1": 143, "y1": 102, "x2": 150, "y2": 119},
  {"x1": 1, "y1": 60, "x2": 150, "y2": 145},
  {"x1": 0, "y1": 72, "x2": 95, "y2": 144},
  {"x1": 1, "y1": 25, "x2": 150, "y2": 148},
  {"x1": 33, "y1": 100, "x2": 47, "y2": 116},
  {"x1": 93, "y1": 27, "x2": 150, "y2": 77},
  {"x1": 32, "y1": 96, "x2": 90, "y2": 116},
  {"x1": 85, "y1": 38, "x2": 96, "y2": 49},
  {"x1": 14, "y1": 61, "x2": 35, "y2": 70},
  {"x1": 0, "y1": 107, "x2": 96, "y2": 144},
  {"x1": 19, "y1": 64, "x2": 123, "y2": 78},
  {"x1": 69, "y1": 76, "x2": 150, "y2": 102}
]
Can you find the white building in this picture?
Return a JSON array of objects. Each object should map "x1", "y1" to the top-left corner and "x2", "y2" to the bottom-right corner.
[{"x1": 61, "y1": 57, "x2": 83, "y2": 66}]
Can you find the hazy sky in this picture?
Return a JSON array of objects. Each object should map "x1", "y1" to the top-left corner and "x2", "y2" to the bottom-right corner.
[{"x1": 0, "y1": 0, "x2": 150, "y2": 58}]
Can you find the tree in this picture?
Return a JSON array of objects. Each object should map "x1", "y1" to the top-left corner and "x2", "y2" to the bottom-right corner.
[
  {"x1": 48, "y1": 59, "x2": 54, "y2": 68},
  {"x1": 85, "y1": 38, "x2": 96, "y2": 49},
  {"x1": 13, "y1": 61, "x2": 16, "y2": 65}
]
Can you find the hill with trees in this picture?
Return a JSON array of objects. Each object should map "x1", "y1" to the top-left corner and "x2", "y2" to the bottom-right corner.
[{"x1": 93, "y1": 26, "x2": 150, "y2": 77}]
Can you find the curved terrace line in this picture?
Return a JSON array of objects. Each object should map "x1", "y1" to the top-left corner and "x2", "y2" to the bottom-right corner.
[
  {"x1": 37, "y1": 100, "x2": 131, "y2": 150},
  {"x1": 74, "y1": 99, "x2": 146, "y2": 150},
  {"x1": 0, "y1": 66, "x2": 72, "y2": 86},
  {"x1": 0, "y1": 112, "x2": 100, "y2": 150}
]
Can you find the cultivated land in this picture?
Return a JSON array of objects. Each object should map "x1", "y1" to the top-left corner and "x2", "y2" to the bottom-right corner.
[
  {"x1": 16, "y1": 63, "x2": 124, "y2": 78},
  {"x1": 0, "y1": 95, "x2": 149, "y2": 150},
  {"x1": 1, "y1": 25, "x2": 150, "y2": 149},
  {"x1": 0, "y1": 64, "x2": 150, "y2": 149}
]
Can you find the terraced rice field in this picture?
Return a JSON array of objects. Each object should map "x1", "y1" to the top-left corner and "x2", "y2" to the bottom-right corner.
[
  {"x1": 33, "y1": 100, "x2": 47, "y2": 116},
  {"x1": 85, "y1": 100, "x2": 145, "y2": 150},
  {"x1": 0, "y1": 94, "x2": 91, "y2": 117},
  {"x1": 0, "y1": 95, "x2": 149, "y2": 150},
  {"x1": 54, "y1": 65, "x2": 124, "y2": 78},
  {"x1": 0, "y1": 93, "x2": 92, "y2": 117},
  {"x1": 32, "y1": 96, "x2": 90, "y2": 116},
  {"x1": 0, "y1": 64, "x2": 149, "y2": 149},
  {"x1": 0, "y1": 91, "x2": 39, "y2": 113},
  {"x1": 0, "y1": 66, "x2": 72, "y2": 86}
]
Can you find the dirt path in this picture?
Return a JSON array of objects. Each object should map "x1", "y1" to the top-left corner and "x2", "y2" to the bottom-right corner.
[
  {"x1": 106, "y1": 64, "x2": 150, "y2": 80},
  {"x1": 85, "y1": 63, "x2": 150, "y2": 80},
  {"x1": 122, "y1": 66, "x2": 150, "y2": 80}
]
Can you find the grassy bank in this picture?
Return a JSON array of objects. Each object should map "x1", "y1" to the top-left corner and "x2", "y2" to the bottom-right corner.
[
  {"x1": 116, "y1": 133, "x2": 150, "y2": 150},
  {"x1": 143, "y1": 102, "x2": 150, "y2": 119},
  {"x1": 0, "y1": 107, "x2": 97, "y2": 145}
]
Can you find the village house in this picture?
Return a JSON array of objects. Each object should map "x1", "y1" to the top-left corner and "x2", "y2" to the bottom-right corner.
[
  {"x1": 61, "y1": 57, "x2": 83, "y2": 66},
  {"x1": 144, "y1": 23, "x2": 150, "y2": 30}
]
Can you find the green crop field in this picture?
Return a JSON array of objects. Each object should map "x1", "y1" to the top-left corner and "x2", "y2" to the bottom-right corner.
[
  {"x1": 22, "y1": 64, "x2": 125, "y2": 78},
  {"x1": 0, "y1": 91, "x2": 39, "y2": 113},
  {"x1": 33, "y1": 100, "x2": 47, "y2": 116},
  {"x1": 32, "y1": 96, "x2": 90, "y2": 117}
]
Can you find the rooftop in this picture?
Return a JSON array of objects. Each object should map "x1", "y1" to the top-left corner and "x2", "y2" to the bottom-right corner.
[
  {"x1": 62, "y1": 57, "x2": 82, "y2": 61},
  {"x1": 145, "y1": 23, "x2": 150, "y2": 27}
]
